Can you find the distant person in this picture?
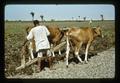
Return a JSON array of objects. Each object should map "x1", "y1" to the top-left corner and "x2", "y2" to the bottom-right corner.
[
  {"x1": 89, "y1": 19, "x2": 92, "y2": 27},
  {"x1": 27, "y1": 20, "x2": 52, "y2": 71}
]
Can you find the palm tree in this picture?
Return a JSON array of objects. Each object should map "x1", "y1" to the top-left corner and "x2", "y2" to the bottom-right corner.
[
  {"x1": 100, "y1": 14, "x2": 104, "y2": 21},
  {"x1": 78, "y1": 16, "x2": 80, "y2": 21},
  {"x1": 40, "y1": 15, "x2": 44, "y2": 22},
  {"x1": 30, "y1": 12, "x2": 34, "y2": 21},
  {"x1": 83, "y1": 17, "x2": 86, "y2": 21},
  {"x1": 72, "y1": 17, "x2": 74, "y2": 21}
]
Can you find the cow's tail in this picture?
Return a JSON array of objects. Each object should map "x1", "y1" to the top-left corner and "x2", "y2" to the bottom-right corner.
[{"x1": 22, "y1": 39, "x2": 28, "y2": 46}]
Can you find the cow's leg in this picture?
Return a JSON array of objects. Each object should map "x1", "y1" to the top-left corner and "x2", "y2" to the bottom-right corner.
[
  {"x1": 75, "y1": 51, "x2": 83, "y2": 63},
  {"x1": 66, "y1": 36, "x2": 70, "y2": 68},
  {"x1": 28, "y1": 56, "x2": 31, "y2": 62},
  {"x1": 84, "y1": 42, "x2": 91, "y2": 63},
  {"x1": 58, "y1": 50, "x2": 62, "y2": 55},
  {"x1": 52, "y1": 51, "x2": 55, "y2": 57},
  {"x1": 30, "y1": 49, "x2": 34, "y2": 59},
  {"x1": 29, "y1": 42, "x2": 34, "y2": 59},
  {"x1": 50, "y1": 44, "x2": 55, "y2": 57},
  {"x1": 28, "y1": 49, "x2": 34, "y2": 62},
  {"x1": 75, "y1": 42, "x2": 83, "y2": 63}
]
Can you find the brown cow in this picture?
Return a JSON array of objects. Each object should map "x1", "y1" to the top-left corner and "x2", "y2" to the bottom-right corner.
[
  {"x1": 46, "y1": 25, "x2": 65, "y2": 56},
  {"x1": 25, "y1": 24, "x2": 65, "y2": 58},
  {"x1": 65, "y1": 26, "x2": 103, "y2": 67}
]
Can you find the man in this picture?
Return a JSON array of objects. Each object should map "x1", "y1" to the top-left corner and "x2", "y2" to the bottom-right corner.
[
  {"x1": 89, "y1": 19, "x2": 92, "y2": 27},
  {"x1": 27, "y1": 20, "x2": 52, "y2": 71}
]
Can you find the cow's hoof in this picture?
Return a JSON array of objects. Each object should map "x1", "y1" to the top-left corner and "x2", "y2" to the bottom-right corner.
[
  {"x1": 66, "y1": 65, "x2": 68, "y2": 68},
  {"x1": 50, "y1": 67, "x2": 56, "y2": 70},
  {"x1": 56, "y1": 61, "x2": 60, "y2": 64},
  {"x1": 84, "y1": 60, "x2": 88, "y2": 64},
  {"x1": 80, "y1": 61, "x2": 84, "y2": 64}
]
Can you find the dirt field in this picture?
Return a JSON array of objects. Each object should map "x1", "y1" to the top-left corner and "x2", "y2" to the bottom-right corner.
[
  {"x1": 7, "y1": 47, "x2": 115, "y2": 78},
  {"x1": 5, "y1": 20, "x2": 115, "y2": 78}
]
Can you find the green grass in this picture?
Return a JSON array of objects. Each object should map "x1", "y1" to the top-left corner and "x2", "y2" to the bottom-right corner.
[
  {"x1": 5, "y1": 20, "x2": 115, "y2": 33},
  {"x1": 5, "y1": 20, "x2": 115, "y2": 43}
]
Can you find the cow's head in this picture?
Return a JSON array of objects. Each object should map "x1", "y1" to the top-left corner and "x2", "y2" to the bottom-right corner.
[
  {"x1": 61, "y1": 29, "x2": 69, "y2": 36},
  {"x1": 61, "y1": 27, "x2": 70, "y2": 36},
  {"x1": 93, "y1": 26, "x2": 104, "y2": 38}
]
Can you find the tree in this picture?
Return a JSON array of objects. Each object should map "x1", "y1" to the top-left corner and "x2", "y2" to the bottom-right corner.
[
  {"x1": 30, "y1": 12, "x2": 34, "y2": 21},
  {"x1": 83, "y1": 17, "x2": 86, "y2": 21},
  {"x1": 51, "y1": 19, "x2": 55, "y2": 22},
  {"x1": 78, "y1": 16, "x2": 80, "y2": 21},
  {"x1": 100, "y1": 14, "x2": 104, "y2": 21},
  {"x1": 40, "y1": 15, "x2": 44, "y2": 22},
  {"x1": 6, "y1": 19, "x2": 9, "y2": 22},
  {"x1": 72, "y1": 17, "x2": 74, "y2": 21}
]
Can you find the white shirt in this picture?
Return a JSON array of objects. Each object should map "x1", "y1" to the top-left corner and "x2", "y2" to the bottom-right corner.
[{"x1": 27, "y1": 25, "x2": 50, "y2": 52}]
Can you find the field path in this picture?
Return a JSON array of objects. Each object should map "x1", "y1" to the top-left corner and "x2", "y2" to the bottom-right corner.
[{"x1": 7, "y1": 47, "x2": 115, "y2": 79}]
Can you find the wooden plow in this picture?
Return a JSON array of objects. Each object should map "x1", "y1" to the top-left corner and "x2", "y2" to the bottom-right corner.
[{"x1": 15, "y1": 41, "x2": 66, "y2": 71}]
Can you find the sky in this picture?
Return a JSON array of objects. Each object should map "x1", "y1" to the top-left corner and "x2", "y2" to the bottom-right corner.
[{"x1": 5, "y1": 4, "x2": 115, "y2": 21}]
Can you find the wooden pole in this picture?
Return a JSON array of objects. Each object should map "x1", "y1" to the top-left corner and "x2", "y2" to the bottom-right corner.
[
  {"x1": 52, "y1": 41, "x2": 66, "y2": 52},
  {"x1": 16, "y1": 58, "x2": 38, "y2": 71}
]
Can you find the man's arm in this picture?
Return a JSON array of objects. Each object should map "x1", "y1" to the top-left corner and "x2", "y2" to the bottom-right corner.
[
  {"x1": 26, "y1": 30, "x2": 33, "y2": 40},
  {"x1": 44, "y1": 26, "x2": 50, "y2": 36}
]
